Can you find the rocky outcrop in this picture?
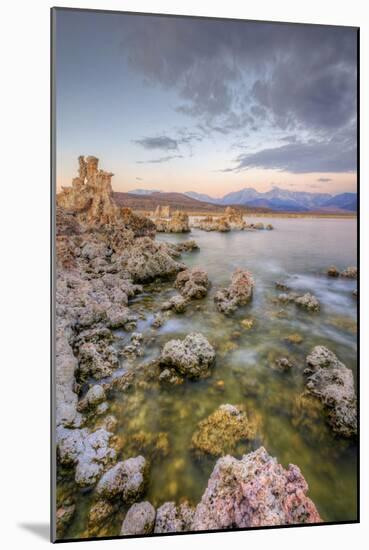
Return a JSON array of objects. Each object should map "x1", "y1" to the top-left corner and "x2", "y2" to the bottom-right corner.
[
  {"x1": 121, "y1": 502, "x2": 156, "y2": 536},
  {"x1": 214, "y1": 269, "x2": 254, "y2": 314},
  {"x1": 327, "y1": 265, "x2": 340, "y2": 277},
  {"x1": 126, "y1": 237, "x2": 185, "y2": 282},
  {"x1": 278, "y1": 291, "x2": 320, "y2": 312},
  {"x1": 174, "y1": 267, "x2": 209, "y2": 300},
  {"x1": 159, "y1": 333, "x2": 215, "y2": 379},
  {"x1": 341, "y1": 266, "x2": 357, "y2": 279},
  {"x1": 303, "y1": 346, "x2": 357, "y2": 437},
  {"x1": 95, "y1": 456, "x2": 147, "y2": 501},
  {"x1": 173, "y1": 240, "x2": 199, "y2": 253},
  {"x1": 154, "y1": 205, "x2": 171, "y2": 218},
  {"x1": 161, "y1": 294, "x2": 188, "y2": 314},
  {"x1": 56, "y1": 426, "x2": 116, "y2": 487},
  {"x1": 194, "y1": 215, "x2": 230, "y2": 232},
  {"x1": 191, "y1": 447, "x2": 321, "y2": 530},
  {"x1": 191, "y1": 404, "x2": 258, "y2": 456},
  {"x1": 154, "y1": 211, "x2": 190, "y2": 233},
  {"x1": 224, "y1": 207, "x2": 247, "y2": 230},
  {"x1": 154, "y1": 502, "x2": 195, "y2": 533}
]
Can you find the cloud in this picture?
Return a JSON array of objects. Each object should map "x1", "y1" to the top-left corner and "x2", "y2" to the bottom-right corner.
[
  {"x1": 135, "y1": 176, "x2": 143, "y2": 181},
  {"x1": 317, "y1": 177, "x2": 332, "y2": 182},
  {"x1": 120, "y1": 17, "x2": 357, "y2": 138},
  {"x1": 136, "y1": 155, "x2": 183, "y2": 164},
  {"x1": 228, "y1": 133, "x2": 356, "y2": 174},
  {"x1": 134, "y1": 136, "x2": 178, "y2": 151}
]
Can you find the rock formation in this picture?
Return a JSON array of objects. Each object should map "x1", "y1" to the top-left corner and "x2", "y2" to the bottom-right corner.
[
  {"x1": 174, "y1": 267, "x2": 209, "y2": 299},
  {"x1": 214, "y1": 269, "x2": 254, "y2": 314},
  {"x1": 159, "y1": 332, "x2": 215, "y2": 380},
  {"x1": 154, "y1": 210, "x2": 190, "y2": 233},
  {"x1": 303, "y1": 346, "x2": 357, "y2": 437},
  {"x1": 191, "y1": 447, "x2": 321, "y2": 530}
]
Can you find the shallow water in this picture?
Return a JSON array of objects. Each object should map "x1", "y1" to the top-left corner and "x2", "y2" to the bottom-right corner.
[{"x1": 63, "y1": 217, "x2": 358, "y2": 538}]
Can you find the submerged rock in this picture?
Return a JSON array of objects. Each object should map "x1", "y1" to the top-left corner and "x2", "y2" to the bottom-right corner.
[
  {"x1": 295, "y1": 292, "x2": 320, "y2": 312},
  {"x1": 304, "y1": 346, "x2": 357, "y2": 438},
  {"x1": 278, "y1": 291, "x2": 320, "y2": 312},
  {"x1": 121, "y1": 501, "x2": 156, "y2": 536},
  {"x1": 174, "y1": 267, "x2": 209, "y2": 299},
  {"x1": 214, "y1": 269, "x2": 254, "y2": 315},
  {"x1": 154, "y1": 502, "x2": 195, "y2": 533},
  {"x1": 95, "y1": 456, "x2": 147, "y2": 502},
  {"x1": 161, "y1": 294, "x2": 188, "y2": 313},
  {"x1": 160, "y1": 332, "x2": 215, "y2": 379},
  {"x1": 271, "y1": 356, "x2": 295, "y2": 372},
  {"x1": 173, "y1": 240, "x2": 199, "y2": 253},
  {"x1": 191, "y1": 404, "x2": 257, "y2": 456},
  {"x1": 191, "y1": 447, "x2": 321, "y2": 530}
]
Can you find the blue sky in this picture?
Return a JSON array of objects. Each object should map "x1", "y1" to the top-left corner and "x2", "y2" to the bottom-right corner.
[{"x1": 55, "y1": 9, "x2": 357, "y2": 197}]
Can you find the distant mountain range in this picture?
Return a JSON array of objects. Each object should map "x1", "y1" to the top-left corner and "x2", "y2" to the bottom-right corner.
[{"x1": 126, "y1": 186, "x2": 357, "y2": 213}]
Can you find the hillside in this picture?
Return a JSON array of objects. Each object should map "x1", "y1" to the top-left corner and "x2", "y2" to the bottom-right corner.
[{"x1": 113, "y1": 191, "x2": 271, "y2": 214}]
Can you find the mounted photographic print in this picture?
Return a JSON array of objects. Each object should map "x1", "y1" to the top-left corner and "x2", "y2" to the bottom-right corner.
[{"x1": 51, "y1": 7, "x2": 359, "y2": 542}]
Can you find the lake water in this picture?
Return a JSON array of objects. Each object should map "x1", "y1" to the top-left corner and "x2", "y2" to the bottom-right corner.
[{"x1": 65, "y1": 217, "x2": 358, "y2": 537}]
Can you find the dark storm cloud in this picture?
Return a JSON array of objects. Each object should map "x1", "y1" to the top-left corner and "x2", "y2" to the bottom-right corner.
[
  {"x1": 136, "y1": 155, "x2": 183, "y2": 164},
  {"x1": 134, "y1": 136, "x2": 179, "y2": 151},
  {"x1": 230, "y1": 135, "x2": 356, "y2": 174},
  {"x1": 120, "y1": 17, "x2": 357, "y2": 135}
]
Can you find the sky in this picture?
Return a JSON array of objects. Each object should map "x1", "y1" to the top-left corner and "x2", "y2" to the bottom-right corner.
[{"x1": 54, "y1": 9, "x2": 358, "y2": 197}]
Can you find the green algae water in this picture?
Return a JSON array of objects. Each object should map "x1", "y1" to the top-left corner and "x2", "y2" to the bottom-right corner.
[{"x1": 64, "y1": 217, "x2": 357, "y2": 538}]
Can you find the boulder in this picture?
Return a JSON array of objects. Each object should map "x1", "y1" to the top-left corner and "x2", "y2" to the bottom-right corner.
[
  {"x1": 126, "y1": 237, "x2": 185, "y2": 282},
  {"x1": 95, "y1": 456, "x2": 147, "y2": 501},
  {"x1": 191, "y1": 447, "x2": 321, "y2": 530},
  {"x1": 327, "y1": 265, "x2": 340, "y2": 277},
  {"x1": 295, "y1": 293, "x2": 320, "y2": 312},
  {"x1": 174, "y1": 267, "x2": 209, "y2": 299},
  {"x1": 214, "y1": 269, "x2": 254, "y2": 314},
  {"x1": 154, "y1": 502, "x2": 195, "y2": 533},
  {"x1": 341, "y1": 266, "x2": 357, "y2": 279},
  {"x1": 304, "y1": 346, "x2": 357, "y2": 437},
  {"x1": 56, "y1": 427, "x2": 116, "y2": 487},
  {"x1": 161, "y1": 295, "x2": 188, "y2": 313},
  {"x1": 160, "y1": 333, "x2": 215, "y2": 379},
  {"x1": 120, "y1": 502, "x2": 156, "y2": 536}
]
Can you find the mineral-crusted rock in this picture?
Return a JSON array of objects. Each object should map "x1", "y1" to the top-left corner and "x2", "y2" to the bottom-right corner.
[
  {"x1": 161, "y1": 295, "x2": 188, "y2": 313},
  {"x1": 224, "y1": 207, "x2": 247, "y2": 230},
  {"x1": 78, "y1": 384, "x2": 106, "y2": 411},
  {"x1": 194, "y1": 215, "x2": 230, "y2": 232},
  {"x1": 266, "y1": 223, "x2": 274, "y2": 230},
  {"x1": 341, "y1": 266, "x2": 357, "y2": 279},
  {"x1": 120, "y1": 207, "x2": 156, "y2": 238},
  {"x1": 154, "y1": 211, "x2": 190, "y2": 233},
  {"x1": 56, "y1": 503, "x2": 75, "y2": 537},
  {"x1": 214, "y1": 269, "x2": 254, "y2": 314},
  {"x1": 121, "y1": 502, "x2": 156, "y2": 536},
  {"x1": 271, "y1": 357, "x2": 295, "y2": 372},
  {"x1": 173, "y1": 240, "x2": 199, "y2": 253},
  {"x1": 57, "y1": 427, "x2": 116, "y2": 487},
  {"x1": 151, "y1": 312, "x2": 164, "y2": 328},
  {"x1": 154, "y1": 205, "x2": 171, "y2": 218},
  {"x1": 327, "y1": 265, "x2": 340, "y2": 277},
  {"x1": 57, "y1": 156, "x2": 120, "y2": 227},
  {"x1": 154, "y1": 502, "x2": 195, "y2": 533},
  {"x1": 77, "y1": 340, "x2": 119, "y2": 380},
  {"x1": 174, "y1": 267, "x2": 209, "y2": 299},
  {"x1": 304, "y1": 346, "x2": 357, "y2": 437},
  {"x1": 191, "y1": 404, "x2": 257, "y2": 456},
  {"x1": 160, "y1": 333, "x2": 215, "y2": 379},
  {"x1": 191, "y1": 447, "x2": 321, "y2": 530},
  {"x1": 295, "y1": 293, "x2": 320, "y2": 312},
  {"x1": 126, "y1": 237, "x2": 185, "y2": 282},
  {"x1": 87, "y1": 499, "x2": 118, "y2": 533},
  {"x1": 95, "y1": 456, "x2": 147, "y2": 501},
  {"x1": 253, "y1": 222, "x2": 265, "y2": 230}
]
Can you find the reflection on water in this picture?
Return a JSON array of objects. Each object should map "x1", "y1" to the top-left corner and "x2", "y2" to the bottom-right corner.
[{"x1": 64, "y1": 217, "x2": 358, "y2": 537}]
